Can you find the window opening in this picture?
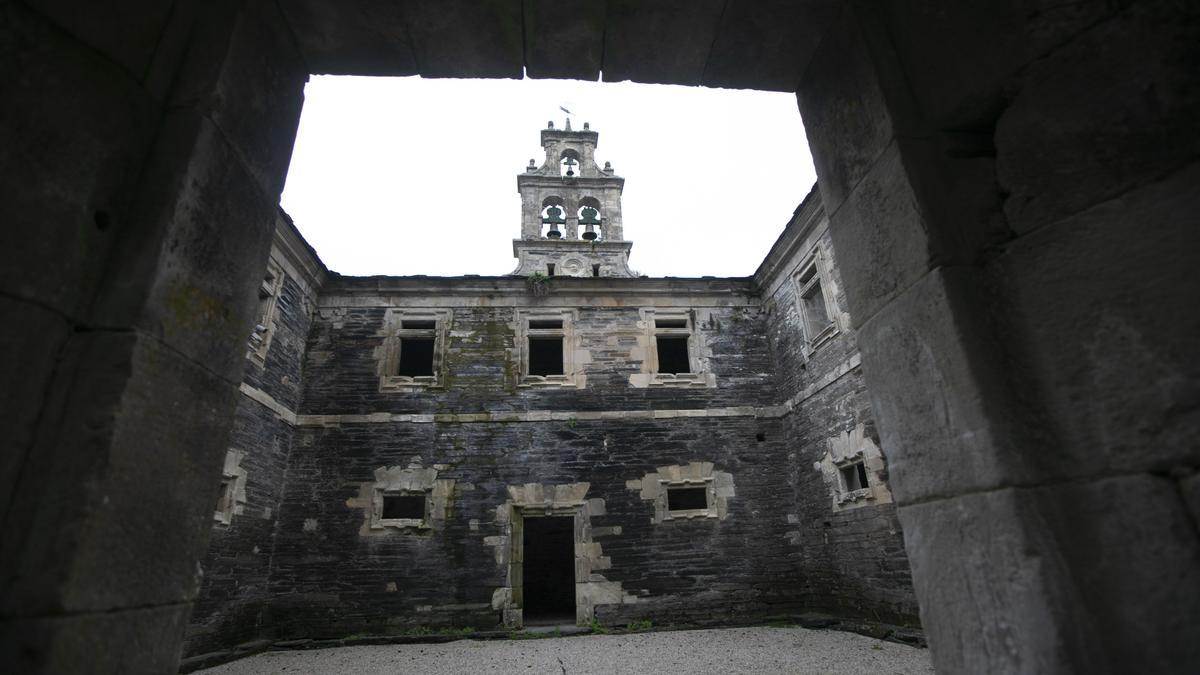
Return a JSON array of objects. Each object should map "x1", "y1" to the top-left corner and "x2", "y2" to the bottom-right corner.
[
  {"x1": 667, "y1": 486, "x2": 708, "y2": 512},
  {"x1": 655, "y1": 336, "x2": 691, "y2": 374},
  {"x1": 546, "y1": 263, "x2": 556, "y2": 276},
  {"x1": 592, "y1": 264, "x2": 600, "y2": 277},
  {"x1": 382, "y1": 494, "x2": 426, "y2": 520},
  {"x1": 654, "y1": 318, "x2": 687, "y2": 329},
  {"x1": 529, "y1": 319, "x2": 563, "y2": 329},
  {"x1": 401, "y1": 319, "x2": 436, "y2": 329},
  {"x1": 397, "y1": 337, "x2": 435, "y2": 376},
  {"x1": 756, "y1": 432, "x2": 766, "y2": 442},
  {"x1": 215, "y1": 478, "x2": 234, "y2": 518},
  {"x1": 840, "y1": 462, "x2": 869, "y2": 492},
  {"x1": 796, "y1": 256, "x2": 835, "y2": 348},
  {"x1": 528, "y1": 337, "x2": 564, "y2": 376}
]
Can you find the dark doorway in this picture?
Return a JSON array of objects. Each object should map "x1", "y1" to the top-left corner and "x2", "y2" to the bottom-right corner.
[{"x1": 522, "y1": 516, "x2": 576, "y2": 624}]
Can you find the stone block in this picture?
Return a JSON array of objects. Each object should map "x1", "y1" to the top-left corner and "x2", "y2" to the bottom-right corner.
[
  {"x1": 89, "y1": 111, "x2": 278, "y2": 386},
  {"x1": 400, "y1": 0, "x2": 523, "y2": 79},
  {"x1": 0, "y1": 332, "x2": 240, "y2": 616},
  {"x1": 826, "y1": 142, "x2": 940, "y2": 325},
  {"x1": 0, "y1": 298, "x2": 70, "y2": 529},
  {"x1": 24, "y1": 0, "x2": 175, "y2": 81},
  {"x1": 601, "y1": 0, "x2": 724, "y2": 85},
  {"x1": 704, "y1": 0, "x2": 839, "y2": 92},
  {"x1": 857, "y1": 267, "x2": 1054, "y2": 504},
  {"x1": 899, "y1": 474, "x2": 1200, "y2": 674},
  {"x1": 523, "y1": 0, "x2": 603, "y2": 81},
  {"x1": 879, "y1": 0, "x2": 1122, "y2": 128},
  {"x1": 279, "y1": 0, "x2": 419, "y2": 75},
  {"x1": 996, "y1": 2, "x2": 1200, "y2": 232},
  {"x1": 797, "y1": 7, "x2": 894, "y2": 214},
  {"x1": 169, "y1": 0, "x2": 308, "y2": 197},
  {"x1": 0, "y1": 603, "x2": 190, "y2": 675},
  {"x1": 0, "y1": 2, "x2": 159, "y2": 320},
  {"x1": 988, "y1": 161, "x2": 1200, "y2": 476}
]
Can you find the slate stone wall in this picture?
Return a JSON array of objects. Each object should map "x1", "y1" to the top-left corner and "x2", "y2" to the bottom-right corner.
[
  {"x1": 301, "y1": 297, "x2": 776, "y2": 415},
  {"x1": 269, "y1": 415, "x2": 795, "y2": 637},
  {"x1": 759, "y1": 206, "x2": 919, "y2": 628},
  {"x1": 186, "y1": 262, "x2": 314, "y2": 657}
]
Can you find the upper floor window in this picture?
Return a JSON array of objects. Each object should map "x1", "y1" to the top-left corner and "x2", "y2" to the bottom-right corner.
[
  {"x1": 632, "y1": 309, "x2": 714, "y2": 388},
  {"x1": 793, "y1": 250, "x2": 839, "y2": 354},
  {"x1": 246, "y1": 259, "x2": 284, "y2": 367},
  {"x1": 517, "y1": 309, "x2": 584, "y2": 389},
  {"x1": 378, "y1": 309, "x2": 451, "y2": 391}
]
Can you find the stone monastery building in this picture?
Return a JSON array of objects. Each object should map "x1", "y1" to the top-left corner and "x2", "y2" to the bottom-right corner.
[{"x1": 186, "y1": 120, "x2": 920, "y2": 657}]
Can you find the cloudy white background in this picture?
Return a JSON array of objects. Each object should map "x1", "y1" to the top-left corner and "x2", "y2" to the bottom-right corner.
[{"x1": 281, "y1": 76, "x2": 817, "y2": 278}]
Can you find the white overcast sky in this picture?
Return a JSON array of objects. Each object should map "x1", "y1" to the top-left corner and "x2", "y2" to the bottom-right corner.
[{"x1": 281, "y1": 76, "x2": 816, "y2": 278}]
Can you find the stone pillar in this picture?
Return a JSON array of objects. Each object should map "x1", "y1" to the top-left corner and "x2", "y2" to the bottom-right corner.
[
  {"x1": 799, "y1": 3, "x2": 1200, "y2": 673},
  {"x1": 0, "y1": 1, "x2": 306, "y2": 672}
]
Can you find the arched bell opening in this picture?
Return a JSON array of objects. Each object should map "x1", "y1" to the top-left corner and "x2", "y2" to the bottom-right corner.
[
  {"x1": 540, "y1": 196, "x2": 566, "y2": 239},
  {"x1": 577, "y1": 197, "x2": 603, "y2": 241},
  {"x1": 559, "y1": 149, "x2": 581, "y2": 178}
]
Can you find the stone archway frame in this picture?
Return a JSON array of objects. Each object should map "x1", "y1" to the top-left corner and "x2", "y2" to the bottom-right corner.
[{"x1": 485, "y1": 482, "x2": 635, "y2": 627}]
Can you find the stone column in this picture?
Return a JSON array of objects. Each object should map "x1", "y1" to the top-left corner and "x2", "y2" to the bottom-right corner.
[
  {"x1": 0, "y1": 1, "x2": 306, "y2": 671},
  {"x1": 799, "y1": 3, "x2": 1200, "y2": 673}
]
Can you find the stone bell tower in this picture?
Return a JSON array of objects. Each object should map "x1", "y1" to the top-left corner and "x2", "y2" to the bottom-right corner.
[{"x1": 512, "y1": 119, "x2": 636, "y2": 278}]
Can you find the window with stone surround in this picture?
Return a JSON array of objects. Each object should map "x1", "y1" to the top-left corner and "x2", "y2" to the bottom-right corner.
[
  {"x1": 662, "y1": 479, "x2": 719, "y2": 521},
  {"x1": 792, "y1": 249, "x2": 838, "y2": 354},
  {"x1": 517, "y1": 309, "x2": 583, "y2": 388},
  {"x1": 637, "y1": 309, "x2": 713, "y2": 388},
  {"x1": 246, "y1": 259, "x2": 284, "y2": 367},
  {"x1": 815, "y1": 424, "x2": 893, "y2": 512},
  {"x1": 378, "y1": 309, "x2": 451, "y2": 391},
  {"x1": 213, "y1": 448, "x2": 247, "y2": 526},
  {"x1": 375, "y1": 490, "x2": 431, "y2": 529}
]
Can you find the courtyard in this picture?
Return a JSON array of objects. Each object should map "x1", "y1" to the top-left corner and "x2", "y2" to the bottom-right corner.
[{"x1": 198, "y1": 626, "x2": 933, "y2": 675}]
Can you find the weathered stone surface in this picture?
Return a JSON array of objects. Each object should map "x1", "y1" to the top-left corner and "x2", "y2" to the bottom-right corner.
[
  {"x1": 797, "y1": 7, "x2": 894, "y2": 214},
  {"x1": 0, "y1": 332, "x2": 240, "y2": 616},
  {"x1": 0, "y1": 1, "x2": 159, "y2": 320},
  {"x1": 995, "y1": 1, "x2": 1200, "y2": 232},
  {"x1": 89, "y1": 112, "x2": 278, "y2": 386},
  {"x1": 601, "y1": 0, "x2": 724, "y2": 85},
  {"x1": 400, "y1": 0, "x2": 524, "y2": 79},
  {"x1": 988, "y1": 161, "x2": 1200, "y2": 477},
  {"x1": 0, "y1": 603, "x2": 190, "y2": 675},
  {"x1": 900, "y1": 475, "x2": 1200, "y2": 675},
  {"x1": 169, "y1": 0, "x2": 308, "y2": 197},
  {"x1": 856, "y1": 267, "x2": 1052, "y2": 505},
  {"x1": 23, "y1": 0, "x2": 176, "y2": 81},
  {"x1": 0, "y1": 297, "x2": 70, "y2": 530},
  {"x1": 279, "y1": 0, "x2": 419, "y2": 75},
  {"x1": 523, "y1": 0, "x2": 604, "y2": 81},
  {"x1": 878, "y1": 0, "x2": 1125, "y2": 128},
  {"x1": 704, "y1": 0, "x2": 839, "y2": 92},
  {"x1": 825, "y1": 142, "x2": 939, "y2": 326}
]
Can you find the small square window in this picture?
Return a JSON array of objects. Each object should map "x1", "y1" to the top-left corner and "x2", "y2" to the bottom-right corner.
[
  {"x1": 382, "y1": 494, "x2": 426, "y2": 520},
  {"x1": 655, "y1": 336, "x2": 691, "y2": 374},
  {"x1": 528, "y1": 337, "x2": 564, "y2": 376},
  {"x1": 397, "y1": 337, "x2": 435, "y2": 376},
  {"x1": 401, "y1": 319, "x2": 436, "y2": 330},
  {"x1": 840, "y1": 462, "x2": 869, "y2": 492},
  {"x1": 667, "y1": 486, "x2": 709, "y2": 512}
]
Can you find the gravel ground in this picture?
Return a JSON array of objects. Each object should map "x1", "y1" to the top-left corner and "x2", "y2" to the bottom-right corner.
[{"x1": 199, "y1": 626, "x2": 933, "y2": 675}]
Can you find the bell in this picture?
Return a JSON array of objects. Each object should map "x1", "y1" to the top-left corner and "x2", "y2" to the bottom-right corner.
[
  {"x1": 579, "y1": 206, "x2": 601, "y2": 240},
  {"x1": 581, "y1": 224, "x2": 598, "y2": 241},
  {"x1": 542, "y1": 205, "x2": 566, "y2": 239}
]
